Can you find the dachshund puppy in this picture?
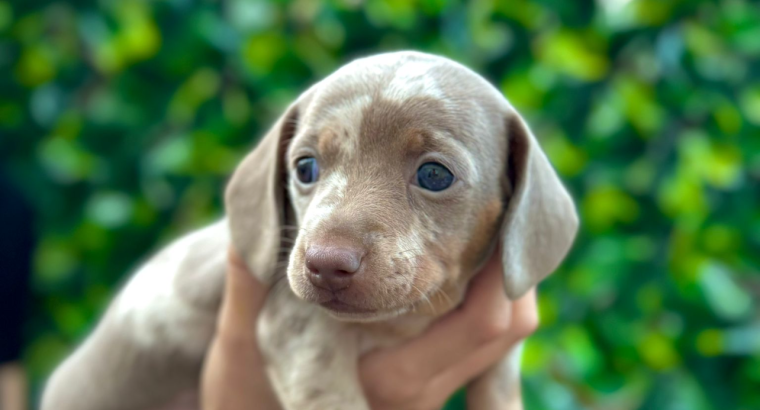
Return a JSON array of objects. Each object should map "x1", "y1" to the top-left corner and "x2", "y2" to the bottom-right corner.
[{"x1": 42, "y1": 51, "x2": 578, "y2": 410}]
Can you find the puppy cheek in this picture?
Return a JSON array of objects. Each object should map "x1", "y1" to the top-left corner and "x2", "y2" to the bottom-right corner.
[
  {"x1": 460, "y1": 198, "x2": 503, "y2": 274},
  {"x1": 423, "y1": 235, "x2": 461, "y2": 286},
  {"x1": 389, "y1": 229, "x2": 437, "y2": 289},
  {"x1": 413, "y1": 255, "x2": 445, "y2": 291},
  {"x1": 406, "y1": 256, "x2": 456, "y2": 314}
]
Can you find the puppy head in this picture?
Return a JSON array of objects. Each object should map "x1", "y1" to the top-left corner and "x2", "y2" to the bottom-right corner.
[{"x1": 226, "y1": 52, "x2": 578, "y2": 321}]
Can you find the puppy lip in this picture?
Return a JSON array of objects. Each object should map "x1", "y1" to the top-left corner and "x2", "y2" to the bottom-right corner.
[{"x1": 320, "y1": 299, "x2": 376, "y2": 314}]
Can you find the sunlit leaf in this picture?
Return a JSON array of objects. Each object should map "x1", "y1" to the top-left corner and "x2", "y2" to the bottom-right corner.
[
  {"x1": 637, "y1": 332, "x2": 680, "y2": 371},
  {"x1": 535, "y1": 30, "x2": 610, "y2": 81},
  {"x1": 241, "y1": 31, "x2": 287, "y2": 75},
  {"x1": 698, "y1": 262, "x2": 753, "y2": 321},
  {"x1": 14, "y1": 44, "x2": 56, "y2": 86},
  {"x1": 582, "y1": 185, "x2": 640, "y2": 231}
]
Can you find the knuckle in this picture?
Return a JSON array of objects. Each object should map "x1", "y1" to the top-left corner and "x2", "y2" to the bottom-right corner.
[
  {"x1": 418, "y1": 390, "x2": 450, "y2": 410},
  {"x1": 370, "y1": 365, "x2": 422, "y2": 404},
  {"x1": 416, "y1": 396, "x2": 441, "y2": 410},
  {"x1": 397, "y1": 383, "x2": 423, "y2": 404},
  {"x1": 389, "y1": 380, "x2": 422, "y2": 405},
  {"x1": 396, "y1": 360, "x2": 420, "y2": 383},
  {"x1": 472, "y1": 311, "x2": 512, "y2": 343},
  {"x1": 513, "y1": 309, "x2": 540, "y2": 338}
]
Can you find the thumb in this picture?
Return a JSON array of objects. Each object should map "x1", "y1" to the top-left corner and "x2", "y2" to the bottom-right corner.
[{"x1": 216, "y1": 248, "x2": 269, "y2": 338}]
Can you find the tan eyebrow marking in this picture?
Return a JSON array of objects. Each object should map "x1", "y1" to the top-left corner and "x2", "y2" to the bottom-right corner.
[
  {"x1": 403, "y1": 129, "x2": 463, "y2": 158},
  {"x1": 317, "y1": 129, "x2": 343, "y2": 163},
  {"x1": 404, "y1": 129, "x2": 427, "y2": 153}
]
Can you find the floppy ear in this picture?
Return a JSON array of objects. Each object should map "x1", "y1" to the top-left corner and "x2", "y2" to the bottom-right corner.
[
  {"x1": 225, "y1": 102, "x2": 300, "y2": 284},
  {"x1": 500, "y1": 111, "x2": 579, "y2": 300}
]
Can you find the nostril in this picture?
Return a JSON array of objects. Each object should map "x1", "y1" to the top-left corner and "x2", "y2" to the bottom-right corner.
[
  {"x1": 305, "y1": 245, "x2": 364, "y2": 279},
  {"x1": 306, "y1": 261, "x2": 321, "y2": 276}
]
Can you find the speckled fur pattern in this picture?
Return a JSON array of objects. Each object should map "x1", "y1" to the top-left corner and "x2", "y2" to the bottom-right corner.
[{"x1": 42, "y1": 51, "x2": 578, "y2": 410}]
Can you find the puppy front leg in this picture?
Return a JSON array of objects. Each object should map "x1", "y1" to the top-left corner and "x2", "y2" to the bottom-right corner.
[
  {"x1": 42, "y1": 222, "x2": 228, "y2": 410},
  {"x1": 258, "y1": 293, "x2": 370, "y2": 410},
  {"x1": 466, "y1": 343, "x2": 524, "y2": 410}
]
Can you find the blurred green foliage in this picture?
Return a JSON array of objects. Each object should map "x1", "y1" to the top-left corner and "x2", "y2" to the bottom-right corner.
[{"x1": 1, "y1": 0, "x2": 759, "y2": 408}]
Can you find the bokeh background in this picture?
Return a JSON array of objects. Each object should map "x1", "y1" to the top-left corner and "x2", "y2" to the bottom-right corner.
[{"x1": 1, "y1": 0, "x2": 759, "y2": 408}]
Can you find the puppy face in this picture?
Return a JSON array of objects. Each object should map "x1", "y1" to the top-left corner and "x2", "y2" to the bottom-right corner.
[
  {"x1": 226, "y1": 52, "x2": 578, "y2": 323},
  {"x1": 284, "y1": 55, "x2": 507, "y2": 321}
]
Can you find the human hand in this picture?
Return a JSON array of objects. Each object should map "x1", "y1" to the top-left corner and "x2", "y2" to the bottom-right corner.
[
  {"x1": 200, "y1": 248, "x2": 281, "y2": 410},
  {"x1": 201, "y1": 248, "x2": 538, "y2": 410}
]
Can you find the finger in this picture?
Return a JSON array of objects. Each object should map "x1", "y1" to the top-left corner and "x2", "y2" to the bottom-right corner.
[
  {"x1": 425, "y1": 338, "x2": 516, "y2": 405},
  {"x1": 202, "y1": 326, "x2": 281, "y2": 410},
  {"x1": 362, "y1": 250, "x2": 512, "y2": 382},
  {"x1": 427, "y1": 289, "x2": 537, "y2": 396},
  {"x1": 216, "y1": 248, "x2": 268, "y2": 339},
  {"x1": 202, "y1": 248, "x2": 280, "y2": 410},
  {"x1": 503, "y1": 287, "x2": 539, "y2": 341}
]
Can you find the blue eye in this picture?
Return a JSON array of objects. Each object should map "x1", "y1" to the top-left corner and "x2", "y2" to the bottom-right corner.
[
  {"x1": 296, "y1": 157, "x2": 319, "y2": 184},
  {"x1": 417, "y1": 162, "x2": 454, "y2": 191}
]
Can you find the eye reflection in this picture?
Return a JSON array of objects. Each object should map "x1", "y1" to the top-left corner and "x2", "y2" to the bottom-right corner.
[
  {"x1": 296, "y1": 157, "x2": 319, "y2": 184},
  {"x1": 417, "y1": 162, "x2": 454, "y2": 191}
]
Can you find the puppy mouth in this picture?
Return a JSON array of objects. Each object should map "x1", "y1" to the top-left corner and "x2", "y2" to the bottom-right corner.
[
  {"x1": 320, "y1": 298, "x2": 376, "y2": 314},
  {"x1": 291, "y1": 262, "x2": 446, "y2": 319},
  {"x1": 315, "y1": 285, "x2": 442, "y2": 320}
]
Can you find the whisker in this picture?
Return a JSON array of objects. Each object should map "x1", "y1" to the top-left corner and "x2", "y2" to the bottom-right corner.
[
  {"x1": 391, "y1": 254, "x2": 423, "y2": 262},
  {"x1": 410, "y1": 283, "x2": 435, "y2": 313},
  {"x1": 397, "y1": 248, "x2": 424, "y2": 256},
  {"x1": 409, "y1": 276, "x2": 455, "y2": 307},
  {"x1": 393, "y1": 248, "x2": 425, "y2": 263}
]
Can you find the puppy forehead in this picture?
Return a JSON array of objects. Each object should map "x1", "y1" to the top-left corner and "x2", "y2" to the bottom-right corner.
[
  {"x1": 305, "y1": 93, "x2": 461, "y2": 146},
  {"x1": 291, "y1": 53, "x2": 507, "y2": 176},
  {"x1": 384, "y1": 60, "x2": 445, "y2": 101},
  {"x1": 313, "y1": 94, "x2": 372, "y2": 157},
  {"x1": 308, "y1": 60, "x2": 497, "y2": 140}
]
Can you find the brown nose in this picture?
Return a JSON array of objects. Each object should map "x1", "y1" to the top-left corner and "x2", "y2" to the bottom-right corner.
[{"x1": 305, "y1": 246, "x2": 363, "y2": 291}]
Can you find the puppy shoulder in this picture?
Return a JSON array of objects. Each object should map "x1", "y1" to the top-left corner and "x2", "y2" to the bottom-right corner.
[{"x1": 114, "y1": 219, "x2": 229, "y2": 353}]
